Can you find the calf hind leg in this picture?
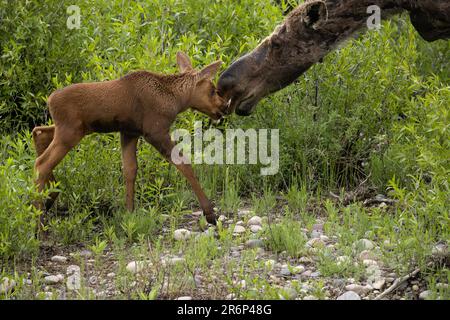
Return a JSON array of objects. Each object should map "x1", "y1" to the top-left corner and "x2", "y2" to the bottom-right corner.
[
  {"x1": 120, "y1": 133, "x2": 139, "y2": 211},
  {"x1": 32, "y1": 125, "x2": 59, "y2": 210},
  {"x1": 35, "y1": 127, "x2": 83, "y2": 226}
]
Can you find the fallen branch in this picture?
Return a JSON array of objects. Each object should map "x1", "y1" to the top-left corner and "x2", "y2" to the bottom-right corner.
[{"x1": 374, "y1": 268, "x2": 420, "y2": 300}]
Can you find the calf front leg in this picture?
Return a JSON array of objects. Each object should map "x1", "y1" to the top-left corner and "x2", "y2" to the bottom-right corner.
[
  {"x1": 145, "y1": 133, "x2": 217, "y2": 225},
  {"x1": 120, "y1": 133, "x2": 139, "y2": 211}
]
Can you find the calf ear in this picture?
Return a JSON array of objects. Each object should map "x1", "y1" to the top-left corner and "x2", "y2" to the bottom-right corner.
[
  {"x1": 198, "y1": 61, "x2": 222, "y2": 80},
  {"x1": 177, "y1": 52, "x2": 193, "y2": 72},
  {"x1": 302, "y1": 0, "x2": 327, "y2": 29}
]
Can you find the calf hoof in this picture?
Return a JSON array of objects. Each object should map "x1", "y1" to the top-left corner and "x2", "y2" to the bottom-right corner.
[{"x1": 205, "y1": 213, "x2": 217, "y2": 225}]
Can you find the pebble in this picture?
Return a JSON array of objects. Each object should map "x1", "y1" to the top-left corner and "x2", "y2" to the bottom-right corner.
[
  {"x1": 174, "y1": 229, "x2": 191, "y2": 241},
  {"x1": 238, "y1": 209, "x2": 254, "y2": 218},
  {"x1": 412, "y1": 285, "x2": 419, "y2": 291},
  {"x1": 218, "y1": 215, "x2": 227, "y2": 222},
  {"x1": 79, "y1": 250, "x2": 92, "y2": 258},
  {"x1": 89, "y1": 276, "x2": 98, "y2": 285},
  {"x1": 247, "y1": 216, "x2": 262, "y2": 226},
  {"x1": 233, "y1": 225, "x2": 246, "y2": 234},
  {"x1": 292, "y1": 265, "x2": 305, "y2": 274},
  {"x1": 372, "y1": 279, "x2": 385, "y2": 290},
  {"x1": 337, "y1": 291, "x2": 361, "y2": 300},
  {"x1": 358, "y1": 250, "x2": 376, "y2": 261},
  {"x1": 44, "y1": 274, "x2": 64, "y2": 284},
  {"x1": 245, "y1": 239, "x2": 264, "y2": 249},
  {"x1": 51, "y1": 255, "x2": 68, "y2": 263},
  {"x1": 311, "y1": 230, "x2": 322, "y2": 239},
  {"x1": 303, "y1": 295, "x2": 318, "y2": 300},
  {"x1": 176, "y1": 296, "x2": 193, "y2": 300},
  {"x1": 192, "y1": 211, "x2": 202, "y2": 217}
]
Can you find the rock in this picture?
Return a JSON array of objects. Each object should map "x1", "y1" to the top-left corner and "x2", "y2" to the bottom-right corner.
[
  {"x1": 280, "y1": 265, "x2": 292, "y2": 277},
  {"x1": 292, "y1": 265, "x2": 305, "y2": 274},
  {"x1": 312, "y1": 223, "x2": 324, "y2": 232},
  {"x1": 303, "y1": 295, "x2": 318, "y2": 300},
  {"x1": 358, "y1": 250, "x2": 376, "y2": 261},
  {"x1": 226, "y1": 293, "x2": 236, "y2": 300},
  {"x1": 412, "y1": 285, "x2": 419, "y2": 291},
  {"x1": 265, "y1": 260, "x2": 276, "y2": 270},
  {"x1": 51, "y1": 255, "x2": 68, "y2": 263},
  {"x1": 238, "y1": 209, "x2": 254, "y2": 218},
  {"x1": 247, "y1": 216, "x2": 262, "y2": 226},
  {"x1": 320, "y1": 235, "x2": 330, "y2": 242},
  {"x1": 107, "y1": 272, "x2": 116, "y2": 278},
  {"x1": 79, "y1": 250, "x2": 92, "y2": 258},
  {"x1": 353, "y1": 239, "x2": 375, "y2": 252},
  {"x1": 432, "y1": 243, "x2": 448, "y2": 258},
  {"x1": 419, "y1": 290, "x2": 432, "y2": 300},
  {"x1": 236, "y1": 220, "x2": 244, "y2": 226},
  {"x1": 245, "y1": 239, "x2": 264, "y2": 249},
  {"x1": 310, "y1": 271, "x2": 321, "y2": 278},
  {"x1": 345, "y1": 284, "x2": 372, "y2": 295},
  {"x1": 192, "y1": 211, "x2": 202, "y2": 217},
  {"x1": 44, "y1": 274, "x2": 64, "y2": 284},
  {"x1": 89, "y1": 276, "x2": 98, "y2": 285},
  {"x1": 337, "y1": 291, "x2": 361, "y2": 300},
  {"x1": 66, "y1": 265, "x2": 81, "y2": 291},
  {"x1": 0, "y1": 277, "x2": 16, "y2": 294},
  {"x1": 250, "y1": 225, "x2": 262, "y2": 233},
  {"x1": 363, "y1": 259, "x2": 378, "y2": 266},
  {"x1": 436, "y1": 283, "x2": 448, "y2": 290},
  {"x1": 164, "y1": 257, "x2": 185, "y2": 266},
  {"x1": 311, "y1": 230, "x2": 322, "y2": 239},
  {"x1": 280, "y1": 287, "x2": 297, "y2": 300},
  {"x1": 218, "y1": 215, "x2": 227, "y2": 222},
  {"x1": 336, "y1": 256, "x2": 351, "y2": 266},
  {"x1": 174, "y1": 229, "x2": 191, "y2": 241},
  {"x1": 126, "y1": 261, "x2": 151, "y2": 274},
  {"x1": 306, "y1": 238, "x2": 324, "y2": 248},
  {"x1": 372, "y1": 279, "x2": 385, "y2": 290},
  {"x1": 233, "y1": 225, "x2": 246, "y2": 234},
  {"x1": 177, "y1": 296, "x2": 193, "y2": 300}
]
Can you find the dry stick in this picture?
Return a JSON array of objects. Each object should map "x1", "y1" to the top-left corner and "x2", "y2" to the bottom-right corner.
[{"x1": 374, "y1": 268, "x2": 420, "y2": 300}]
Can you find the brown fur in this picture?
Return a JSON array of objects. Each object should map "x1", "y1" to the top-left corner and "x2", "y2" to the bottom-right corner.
[
  {"x1": 218, "y1": 0, "x2": 450, "y2": 116},
  {"x1": 33, "y1": 52, "x2": 227, "y2": 229}
]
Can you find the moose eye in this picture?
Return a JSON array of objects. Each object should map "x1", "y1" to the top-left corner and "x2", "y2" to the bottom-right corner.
[{"x1": 271, "y1": 36, "x2": 282, "y2": 50}]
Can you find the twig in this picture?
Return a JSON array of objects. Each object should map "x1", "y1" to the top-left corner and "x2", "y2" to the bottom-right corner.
[{"x1": 374, "y1": 268, "x2": 420, "y2": 300}]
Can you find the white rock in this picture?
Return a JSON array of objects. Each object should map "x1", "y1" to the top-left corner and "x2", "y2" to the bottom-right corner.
[
  {"x1": 218, "y1": 215, "x2": 227, "y2": 222},
  {"x1": 247, "y1": 216, "x2": 262, "y2": 226},
  {"x1": 306, "y1": 238, "x2": 324, "y2": 248},
  {"x1": 66, "y1": 265, "x2": 81, "y2": 291},
  {"x1": 192, "y1": 211, "x2": 202, "y2": 217},
  {"x1": 265, "y1": 260, "x2": 276, "y2": 270},
  {"x1": 107, "y1": 272, "x2": 116, "y2": 278},
  {"x1": 353, "y1": 239, "x2": 375, "y2": 252},
  {"x1": 372, "y1": 279, "x2": 385, "y2": 290},
  {"x1": 51, "y1": 255, "x2": 68, "y2": 263},
  {"x1": 292, "y1": 265, "x2": 305, "y2": 274},
  {"x1": 176, "y1": 296, "x2": 193, "y2": 300},
  {"x1": 250, "y1": 225, "x2": 262, "y2": 233},
  {"x1": 363, "y1": 259, "x2": 378, "y2": 266},
  {"x1": 245, "y1": 239, "x2": 264, "y2": 249},
  {"x1": 345, "y1": 284, "x2": 372, "y2": 295},
  {"x1": 174, "y1": 229, "x2": 191, "y2": 241},
  {"x1": 44, "y1": 274, "x2": 64, "y2": 284},
  {"x1": 233, "y1": 225, "x2": 246, "y2": 234},
  {"x1": 0, "y1": 277, "x2": 16, "y2": 294},
  {"x1": 303, "y1": 295, "x2": 318, "y2": 300},
  {"x1": 127, "y1": 260, "x2": 152, "y2": 273},
  {"x1": 419, "y1": 290, "x2": 432, "y2": 300},
  {"x1": 238, "y1": 209, "x2": 254, "y2": 218},
  {"x1": 337, "y1": 291, "x2": 361, "y2": 300}
]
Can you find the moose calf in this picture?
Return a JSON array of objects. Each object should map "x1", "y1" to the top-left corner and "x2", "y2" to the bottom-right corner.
[{"x1": 33, "y1": 52, "x2": 228, "y2": 227}]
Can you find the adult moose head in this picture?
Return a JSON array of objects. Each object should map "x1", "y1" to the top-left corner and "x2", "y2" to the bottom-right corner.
[{"x1": 218, "y1": 0, "x2": 450, "y2": 116}]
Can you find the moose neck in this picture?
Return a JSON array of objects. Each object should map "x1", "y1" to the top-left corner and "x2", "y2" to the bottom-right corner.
[{"x1": 290, "y1": 1, "x2": 410, "y2": 64}]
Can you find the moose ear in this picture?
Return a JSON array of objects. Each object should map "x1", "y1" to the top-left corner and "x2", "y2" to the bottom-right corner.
[
  {"x1": 198, "y1": 61, "x2": 222, "y2": 80},
  {"x1": 302, "y1": 0, "x2": 327, "y2": 29},
  {"x1": 177, "y1": 52, "x2": 193, "y2": 72}
]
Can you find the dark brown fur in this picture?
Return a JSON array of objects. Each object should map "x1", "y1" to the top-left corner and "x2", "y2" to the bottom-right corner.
[
  {"x1": 218, "y1": 0, "x2": 450, "y2": 115},
  {"x1": 33, "y1": 52, "x2": 227, "y2": 229}
]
